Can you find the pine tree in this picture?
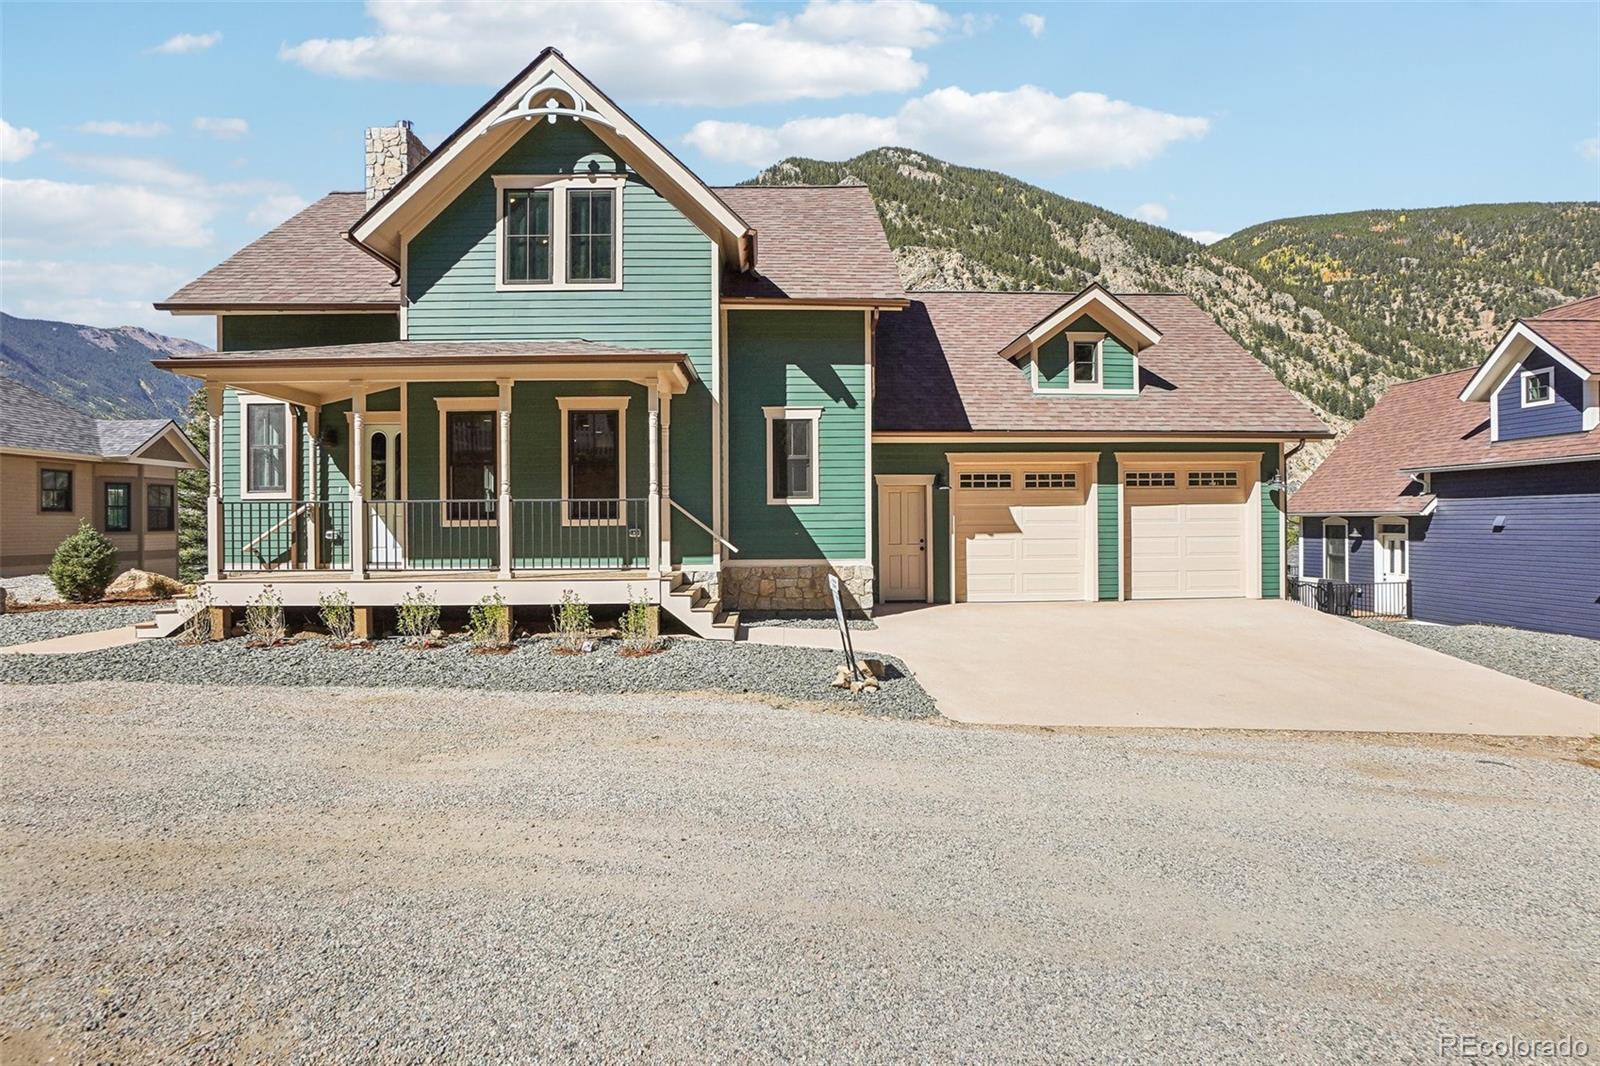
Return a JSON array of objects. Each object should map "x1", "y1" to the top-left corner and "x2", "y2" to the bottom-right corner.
[{"x1": 177, "y1": 387, "x2": 209, "y2": 582}]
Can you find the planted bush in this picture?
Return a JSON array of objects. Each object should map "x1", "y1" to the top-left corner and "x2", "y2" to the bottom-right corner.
[
  {"x1": 244, "y1": 585, "x2": 286, "y2": 647},
  {"x1": 551, "y1": 590, "x2": 592, "y2": 654},
  {"x1": 319, "y1": 589, "x2": 356, "y2": 646},
  {"x1": 47, "y1": 521, "x2": 118, "y2": 602},
  {"x1": 619, "y1": 587, "x2": 660, "y2": 657},
  {"x1": 468, "y1": 590, "x2": 512, "y2": 652},
  {"x1": 396, "y1": 585, "x2": 440, "y2": 649},
  {"x1": 178, "y1": 585, "x2": 215, "y2": 646}
]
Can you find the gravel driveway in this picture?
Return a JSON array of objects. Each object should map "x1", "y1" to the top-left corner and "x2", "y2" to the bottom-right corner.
[
  {"x1": 3, "y1": 682, "x2": 1595, "y2": 1063},
  {"x1": 1362, "y1": 620, "x2": 1600, "y2": 702}
]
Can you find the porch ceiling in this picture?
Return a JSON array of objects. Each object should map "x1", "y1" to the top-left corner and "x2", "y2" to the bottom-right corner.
[{"x1": 154, "y1": 339, "x2": 696, "y2": 405}]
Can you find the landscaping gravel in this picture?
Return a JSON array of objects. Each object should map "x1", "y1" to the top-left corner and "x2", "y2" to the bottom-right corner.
[
  {"x1": 2, "y1": 681, "x2": 1595, "y2": 1063},
  {"x1": 0, "y1": 604, "x2": 156, "y2": 648},
  {"x1": 0, "y1": 633, "x2": 937, "y2": 718},
  {"x1": 0, "y1": 573, "x2": 60, "y2": 604},
  {"x1": 738, "y1": 609, "x2": 878, "y2": 630},
  {"x1": 1363, "y1": 620, "x2": 1600, "y2": 703}
]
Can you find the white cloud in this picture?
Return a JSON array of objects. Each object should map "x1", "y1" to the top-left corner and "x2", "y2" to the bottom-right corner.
[
  {"x1": 1019, "y1": 13, "x2": 1046, "y2": 38},
  {"x1": 280, "y1": 0, "x2": 937, "y2": 105},
  {"x1": 686, "y1": 85, "x2": 1210, "y2": 172},
  {"x1": 1134, "y1": 202, "x2": 1168, "y2": 224},
  {"x1": 0, "y1": 178, "x2": 216, "y2": 248},
  {"x1": 77, "y1": 120, "x2": 170, "y2": 138},
  {"x1": 0, "y1": 259, "x2": 202, "y2": 337},
  {"x1": 149, "y1": 31, "x2": 221, "y2": 55},
  {"x1": 1580, "y1": 136, "x2": 1600, "y2": 161},
  {"x1": 59, "y1": 153, "x2": 208, "y2": 193},
  {"x1": 247, "y1": 193, "x2": 311, "y2": 227},
  {"x1": 1, "y1": 119, "x2": 40, "y2": 162},
  {"x1": 1181, "y1": 229, "x2": 1230, "y2": 245},
  {"x1": 193, "y1": 116, "x2": 249, "y2": 139}
]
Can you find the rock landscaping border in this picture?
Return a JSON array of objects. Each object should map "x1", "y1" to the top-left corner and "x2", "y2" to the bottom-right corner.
[
  {"x1": 0, "y1": 634, "x2": 940, "y2": 719},
  {"x1": 1362, "y1": 620, "x2": 1600, "y2": 703}
]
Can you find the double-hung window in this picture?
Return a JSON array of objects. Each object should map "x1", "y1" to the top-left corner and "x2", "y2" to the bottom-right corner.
[
  {"x1": 242, "y1": 399, "x2": 289, "y2": 497},
  {"x1": 764, "y1": 407, "x2": 821, "y2": 505},
  {"x1": 147, "y1": 483, "x2": 175, "y2": 532},
  {"x1": 1071, "y1": 339, "x2": 1099, "y2": 384},
  {"x1": 495, "y1": 175, "x2": 623, "y2": 291},
  {"x1": 104, "y1": 482, "x2": 132, "y2": 533},
  {"x1": 1323, "y1": 520, "x2": 1348, "y2": 583},
  {"x1": 40, "y1": 468, "x2": 72, "y2": 512},
  {"x1": 560, "y1": 397, "x2": 627, "y2": 524},
  {"x1": 441, "y1": 408, "x2": 497, "y2": 524}
]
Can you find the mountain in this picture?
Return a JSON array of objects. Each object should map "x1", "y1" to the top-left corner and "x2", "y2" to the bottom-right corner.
[
  {"x1": 0, "y1": 312, "x2": 205, "y2": 420},
  {"x1": 746, "y1": 149, "x2": 1600, "y2": 473}
]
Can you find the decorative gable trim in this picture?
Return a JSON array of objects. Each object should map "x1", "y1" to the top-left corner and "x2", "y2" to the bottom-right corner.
[
  {"x1": 348, "y1": 48, "x2": 751, "y2": 273},
  {"x1": 1458, "y1": 321, "x2": 1594, "y2": 403},
  {"x1": 126, "y1": 424, "x2": 206, "y2": 469},
  {"x1": 998, "y1": 283, "x2": 1162, "y2": 362}
]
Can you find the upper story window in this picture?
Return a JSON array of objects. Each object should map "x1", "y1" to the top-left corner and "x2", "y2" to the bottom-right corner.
[
  {"x1": 240, "y1": 396, "x2": 291, "y2": 499},
  {"x1": 1521, "y1": 367, "x2": 1554, "y2": 407},
  {"x1": 1072, "y1": 339, "x2": 1099, "y2": 384},
  {"x1": 39, "y1": 468, "x2": 72, "y2": 512},
  {"x1": 494, "y1": 175, "x2": 624, "y2": 292}
]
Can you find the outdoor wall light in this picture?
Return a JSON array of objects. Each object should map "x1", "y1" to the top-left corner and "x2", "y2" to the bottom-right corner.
[
  {"x1": 1491, "y1": 515, "x2": 1507, "y2": 532},
  {"x1": 321, "y1": 425, "x2": 339, "y2": 447},
  {"x1": 933, "y1": 472, "x2": 950, "y2": 491}
]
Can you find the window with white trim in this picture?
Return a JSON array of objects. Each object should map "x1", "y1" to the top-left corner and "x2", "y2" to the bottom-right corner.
[
  {"x1": 1125, "y1": 471, "x2": 1176, "y2": 488},
  {"x1": 242, "y1": 398, "x2": 290, "y2": 498},
  {"x1": 958, "y1": 472, "x2": 1011, "y2": 489},
  {"x1": 1071, "y1": 339, "x2": 1099, "y2": 384},
  {"x1": 1023, "y1": 471, "x2": 1075, "y2": 489},
  {"x1": 1323, "y1": 520, "x2": 1348, "y2": 583},
  {"x1": 1521, "y1": 367, "x2": 1554, "y2": 407},
  {"x1": 495, "y1": 175, "x2": 624, "y2": 291},
  {"x1": 1188, "y1": 470, "x2": 1239, "y2": 488},
  {"x1": 764, "y1": 407, "x2": 821, "y2": 505}
]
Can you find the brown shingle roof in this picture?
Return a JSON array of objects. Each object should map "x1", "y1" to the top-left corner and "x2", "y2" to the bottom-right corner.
[
  {"x1": 873, "y1": 292, "x2": 1330, "y2": 437},
  {"x1": 154, "y1": 338, "x2": 690, "y2": 374},
  {"x1": 715, "y1": 186, "x2": 905, "y2": 304},
  {"x1": 1524, "y1": 293, "x2": 1600, "y2": 373},
  {"x1": 157, "y1": 193, "x2": 400, "y2": 311},
  {"x1": 1290, "y1": 368, "x2": 1600, "y2": 515}
]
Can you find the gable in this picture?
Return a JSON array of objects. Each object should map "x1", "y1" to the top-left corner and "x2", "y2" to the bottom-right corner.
[
  {"x1": 1033, "y1": 314, "x2": 1139, "y2": 393},
  {"x1": 998, "y1": 284, "x2": 1162, "y2": 362},
  {"x1": 1492, "y1": 347, "x2": 1586, "y2": 441}
]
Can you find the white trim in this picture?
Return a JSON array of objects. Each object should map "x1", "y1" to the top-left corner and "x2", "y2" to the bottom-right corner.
[
  {"x1": 763, "y1": 405, "x2": 823, "y2": 506},
  {"x1": 434, "y1": 396, "x2": 501, "y2": 527},
  {"x1": 1520, "y1": 366, "x2": 1556, "y2": 408},
  {"x1": 557, "y1": 394, "x2": 631, "y2": 527},
  {"x1": 237, "y1": 393, "x2": 295, "y2": 500},
  {"x1": 874, "y1": 474, "x2": 934, "y2": 604},
  {"x1": 1586, "y1": 377, "x2": 1600, "y2": 431},
  {"x1": 493, "y1": 173, "x2": 625, "y2": 292},
  {"x1": 1321, "y1": 517, "x2": 1349, "y2": 583},
  {"x1": 710, "y1": 241, "x2": 724, "y2": 571},
  {"x1": 1458, "y1": 320, "x2": 1594, "y2": 402},
  {"x1": 1399, "y1": 453, "x2": 1600, "y2": 475},
  {"x1": 1374, "y1": 515, "x2": 1409, "y2": 584},
  {"x1": 998, "y1": 284, "x2": 1162, "y2": 360},
  {"x1": 863, "y1": 310, "x2": 875, "y2": 573}
]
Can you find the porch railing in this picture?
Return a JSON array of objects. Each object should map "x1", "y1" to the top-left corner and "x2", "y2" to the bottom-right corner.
[
  {"x1": 1287, "y1": 576, "x2": 1411, "y2": 619},
  {"x1": 220, "y1": 500, "x2": 347, "y2": 572},
  {"x1": 366, "y1": 499, "x2": 501, "y2": 571},
  {"x1": 511, "y1": 498, "x2": 648, "y2": 570}
]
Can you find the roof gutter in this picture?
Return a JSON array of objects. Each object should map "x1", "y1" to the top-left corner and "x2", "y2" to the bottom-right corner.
[
  {"x1": 1398, "y1": 452, "x2": 1600, "y2": 475},
  {"x1": 342, "y1": 230, "x2": 401, "y2": 285}
]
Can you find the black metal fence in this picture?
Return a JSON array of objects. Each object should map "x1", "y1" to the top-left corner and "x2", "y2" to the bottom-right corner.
[{"x1": 1287, "y1": 576, "x2": 1411, "y2": 619}]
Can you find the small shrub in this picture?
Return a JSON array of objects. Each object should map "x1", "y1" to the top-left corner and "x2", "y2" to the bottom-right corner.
[
  {"x1": 396, "y1": 585, "x2": 440, "y2": 648},
  {"x1": 178, "y1": 585, "x2": 214, "y2": 646},
  {"x1": 619, "y1": 587, "x2": 659, "y2": 657},
  {"x1": 468, "y1": 590, "x2": 512, "y2": 651},
  {"x1": 551, "y1": 589, "x2": 592, "y2": 654},
  {"x1": 47, "y1": 521, "x2": 118, "y2": 602},
  {"x1": 319, "y1": 589, "x2": 356, "y2": 645},
  {"x1": 244, "y1": 585, "x2": 286, "y2": 647}
]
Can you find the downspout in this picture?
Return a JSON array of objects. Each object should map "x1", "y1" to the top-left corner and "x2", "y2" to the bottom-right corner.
[{"x1": 342, "y1": 231, "x2": 401, "y2": 285}]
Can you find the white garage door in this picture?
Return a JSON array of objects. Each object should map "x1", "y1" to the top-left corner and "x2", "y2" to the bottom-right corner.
[
  {"x1": 954, "y1": 464, "x2": 1091, "y2": 602},
  {"x1": 1126, "y1": 466, "x2": 1252, "y2": 600}
]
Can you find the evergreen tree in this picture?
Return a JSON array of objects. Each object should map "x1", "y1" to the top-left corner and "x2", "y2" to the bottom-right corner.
[{"x1": 177, "y1": 387, "x2": 208, "y2": 582}]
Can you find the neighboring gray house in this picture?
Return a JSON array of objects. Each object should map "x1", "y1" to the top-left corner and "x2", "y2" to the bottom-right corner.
[{"x1": 0, "y1": 378, "x2": 204, "y2": 578}]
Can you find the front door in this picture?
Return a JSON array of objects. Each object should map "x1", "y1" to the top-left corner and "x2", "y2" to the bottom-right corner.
[
  {"x1": 879, "y1": 483, "x2": 928, "y2": 601},
  {"x1": 366, "y1": 424, "x2": 405, "y2": 567},
  {"x1": 1376, "y1": 523, "x2": 1408, "y2": 583}
]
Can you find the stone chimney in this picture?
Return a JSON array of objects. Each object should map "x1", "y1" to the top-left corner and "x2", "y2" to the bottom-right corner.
[{"x1": 365, "y1": 120, "x2": 431, "y2": 205}]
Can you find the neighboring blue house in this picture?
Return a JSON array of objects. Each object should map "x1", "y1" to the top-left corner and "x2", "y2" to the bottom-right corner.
[{"x1": 1291, "y1": 295, "x2": 1600, "y2": 640}]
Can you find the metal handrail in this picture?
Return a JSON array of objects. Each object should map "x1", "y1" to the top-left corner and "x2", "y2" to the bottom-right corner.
[
  {"x1": 243, "y1": 501, "x2": 313, "y2": 558},
  {"x1": 669, "y1": 498, "x2": 739, "y2": 554}
]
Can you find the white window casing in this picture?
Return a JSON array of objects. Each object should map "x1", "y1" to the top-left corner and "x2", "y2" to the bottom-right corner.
[
  {"x1": 1323, "y1": 518, "x2": 1349, "y2": 583},
  {"x1": 493, "y1": 174, "x2": 625, "y2": 292},
  {"x1": 1521, "y1": 366, "x2": 1556, "y2": 408},
  {"x1": 763, "y1": 406, "x2": 822, "y2": 506},
  {"x1": 238, "y1": 394, "x2": 294, "y2": 500}
]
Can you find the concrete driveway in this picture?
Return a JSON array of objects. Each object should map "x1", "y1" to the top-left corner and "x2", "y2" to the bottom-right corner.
[{"x1": 749, "y1": 600, "x2": 1600, "y2": 736}]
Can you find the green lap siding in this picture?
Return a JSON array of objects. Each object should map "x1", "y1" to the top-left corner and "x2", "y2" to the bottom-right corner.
[
  {"x1": 727, "y1": 310, "x2": 867, "y2": 560},
  {"x1": 405, "y1": 122, "x2": 715, "y2": 564},
  {"x1": 1096, "y1": 453, "x2": 1121, "y2": 599},
  {"x1": 220, "y1": 314, "x2": 399, "y2": 352},
  {"x1": 1035, "y1": 314, "x2": 1136, "y2": 392}
]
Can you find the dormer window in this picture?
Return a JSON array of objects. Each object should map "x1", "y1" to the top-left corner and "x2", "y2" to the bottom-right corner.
[
  {"x1": 1521, "y1": 367, "x2": 1554, "y2": 407},
  {"x1": 494, "y1": 174, "x2": 624, "y2": 292},
  {"x1": 1072, "y1": 339, "x2": 1100, "y2": 384}
]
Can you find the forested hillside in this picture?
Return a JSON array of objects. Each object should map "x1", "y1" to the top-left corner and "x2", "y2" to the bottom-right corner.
[
  {"x1": 0, "y1": 312, "x2": 203, "y2": 420},
  {"x1": 748, "y1": 150, "x2": 1598, "y2": 442}
]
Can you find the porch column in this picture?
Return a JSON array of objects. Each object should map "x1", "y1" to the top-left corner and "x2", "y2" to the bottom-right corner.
[
  {"x1": 647, "y1": 382, "x2": 661, "y2": 578},
  {"x1": 349, "y1": 383, "x2": 367, "y2": 580},
  {"x1": 659, "y1": 381, "x2": 672, "y2": 572},
  {"x1": 205, "y1": 382, "x2": 224, "y2": 581},
  {"x1": 497, "y1": 378, "x2": 513, "y2": 580},
  {"x1": 305, "y1": 407, "x2": 321, "y2": 569}
]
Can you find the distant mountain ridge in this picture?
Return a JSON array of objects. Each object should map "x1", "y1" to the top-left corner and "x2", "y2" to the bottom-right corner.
[
  {"x1": 0, "y1": 312, "x2": 204, "y2": 421},
  {"x1": 746, "y1": 150, "x2": 1599, "y2": 463}
]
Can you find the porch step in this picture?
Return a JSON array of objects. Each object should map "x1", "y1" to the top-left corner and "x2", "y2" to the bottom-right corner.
[
  {"x1": 659, "y1": 570, "x2": 741, "y2": 641},
  {"x1": 133, "y1": 595, "x2": 203, "y2": 641}
]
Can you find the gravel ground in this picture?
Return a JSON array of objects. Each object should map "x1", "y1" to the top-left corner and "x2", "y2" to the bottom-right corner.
[
  {"x1": 0, "y1": 633, "x2": 936, "y2": 718},
  {"x1": 0, "y1": 573, "x2": 60, "y2": 604},
  {"x1": 738, "y1": 610, "x2": 878, "y2": 630},
  {"x1": 0, "y1": 604, "x2": 157, "y2": 648},
  {"x1": 2, "y1": 682, "x2": 1595, "y2": 1063},
  {"x1": 1363, "y1": 620, "x2": 1600, "y2": 703}
]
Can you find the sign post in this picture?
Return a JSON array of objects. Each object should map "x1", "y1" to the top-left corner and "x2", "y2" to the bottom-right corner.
[{"x1": 827, "y1": 573, "x2": 861, "y2": 682}]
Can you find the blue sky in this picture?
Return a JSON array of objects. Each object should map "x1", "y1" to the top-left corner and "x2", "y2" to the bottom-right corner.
[{"x1": 2, "y1": 1, "x2": 1596, "y2": 344}]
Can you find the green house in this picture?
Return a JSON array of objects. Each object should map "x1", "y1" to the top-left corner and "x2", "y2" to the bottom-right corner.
[{"x1": 155, "y1": 49, "x2": 1329, "y2": 638}]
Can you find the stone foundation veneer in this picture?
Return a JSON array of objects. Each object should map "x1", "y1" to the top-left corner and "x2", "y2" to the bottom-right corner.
[{"x1": 721, "y1": 563, "x2": 875, "y2": 614}]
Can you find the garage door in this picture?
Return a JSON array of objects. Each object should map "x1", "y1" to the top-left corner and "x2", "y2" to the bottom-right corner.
[
  {"x1": 953, "y1": 462, "x2": 1092, "y2": 602},
  {"x1": 1125, "y1": 465, "x2": 1253, "y2": 600}
]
